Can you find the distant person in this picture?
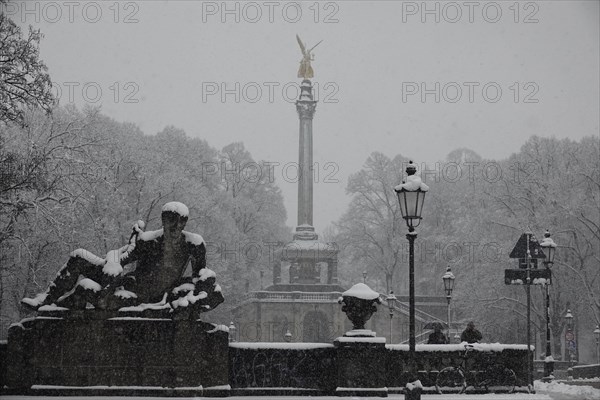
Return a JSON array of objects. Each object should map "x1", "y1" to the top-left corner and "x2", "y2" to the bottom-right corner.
[
  {"x1": 427, "y1": 325, "x2": 448, "y2": 344},
  {"x1": 461, "y1": 321, "x2": 483, "y2": 343}
]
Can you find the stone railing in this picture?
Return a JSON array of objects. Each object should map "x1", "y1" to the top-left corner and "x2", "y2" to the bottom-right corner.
[
  {"x1": 229, "y1": 342, "x2": 534, "y2": 396},
  {"x1": 229, "y1": 342, "x2": 337, "y2": 395},
  {"x1": 385, "y1": 296, "x2": 441, "y2": 323},
  {"x1": 573, "y1": 364, "x2": 600, "y2": 379},
  {"x1": 384, "y1": 343, "x2": 532, "y2": 391},
  {"x1": 239, "y1": 291, "x2": 342, "y2": 304}
]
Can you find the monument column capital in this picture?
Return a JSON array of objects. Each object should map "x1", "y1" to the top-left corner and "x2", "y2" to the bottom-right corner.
[{"x1": 296, "y1": 100, "x2": 317, "y2": 119}]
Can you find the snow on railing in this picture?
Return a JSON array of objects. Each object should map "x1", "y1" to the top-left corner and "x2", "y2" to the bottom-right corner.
[
  {"x1": 378, "y1": 294, "x2": 441, "y2": 324},
  {"x1": 239, "y1": 291, "x2": 342, "y2": 304}
]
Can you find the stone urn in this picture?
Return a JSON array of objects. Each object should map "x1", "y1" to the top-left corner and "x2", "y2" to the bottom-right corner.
[{"x1": 338, "y1": 283, "x2": 381, "y2": 334}]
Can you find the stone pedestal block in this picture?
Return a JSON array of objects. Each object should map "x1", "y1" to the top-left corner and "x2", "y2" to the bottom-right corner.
[
  {"x1": 334, "y1": 336, "x2": 387, "y2": 397},
  {"x1": 5, "y1": 315, "x2": 229, "y2": 396}
]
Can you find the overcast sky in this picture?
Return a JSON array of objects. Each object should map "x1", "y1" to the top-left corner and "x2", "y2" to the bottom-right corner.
[{"x1": 7, "y1": 0, "x2": 599, "y2": 231}]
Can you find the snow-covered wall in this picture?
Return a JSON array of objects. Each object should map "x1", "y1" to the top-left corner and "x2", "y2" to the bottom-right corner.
[
  {"x1": 229, "y1": 341, "x2": 534, "y2": 394},
  {"x1": 4, "y1": 317, "x2": 229, "y2": 392},
  {"x1": 3, "y1": 316, "x2": 535, "y2": 396}
]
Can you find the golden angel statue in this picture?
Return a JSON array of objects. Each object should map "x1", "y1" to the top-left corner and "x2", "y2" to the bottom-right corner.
[{"x1": 296, "y1": 34, "x2": 323, "y2": 79}]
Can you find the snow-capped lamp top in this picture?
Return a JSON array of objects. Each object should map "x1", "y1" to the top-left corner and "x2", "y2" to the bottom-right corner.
[
  {"x1": 540, "y1": 230, "x2": 557, "y2": 248},
  {"x1": 342, "y1": 283, "x2": 380, "y2": 301},
  {"x1": 540, "y1": 229, "x2": 557, "y2": 264},
  {"x1": 442, "y1": 267, "x2": 455, "y2": 282},
  {"x1": 162, "y1": 201, "x2": 189, "y2": 218},
  {"x1": 394, "y1": 161, "x2": 430, "y2": 192}
]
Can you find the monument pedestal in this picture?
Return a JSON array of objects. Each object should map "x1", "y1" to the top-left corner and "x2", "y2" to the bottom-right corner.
[
  {"x1": 333, "y1": 335, "x2": 388, "y2": 397},
  {"x1": 6, "y1": 314, "x2": 229, "y2": 397}
]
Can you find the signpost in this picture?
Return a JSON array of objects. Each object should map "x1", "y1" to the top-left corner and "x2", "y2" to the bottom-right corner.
[{"x1": 506, "y1": 232, "x2": 546, "y2": 391}]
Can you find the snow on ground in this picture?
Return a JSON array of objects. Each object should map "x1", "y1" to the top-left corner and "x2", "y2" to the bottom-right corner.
[
  {"x1": 536, "y1": 379, "x2": 600, "y2": 400},
  {"x1": 0, "y1": 396, "x2": 556, "y2": 400},
  {"x1": 0, "y1": 394, "x2": 570, "y2": 400},
  {"x1": 1, "y1": 380, "x2": 599, "y2": 400}
]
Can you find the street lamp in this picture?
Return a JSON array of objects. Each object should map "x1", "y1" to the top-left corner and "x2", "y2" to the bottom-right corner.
[
  {"x1": 442, "y1": 266, "x2": 455, "y2": 341},
  {"x1": 395, "y1": 160, "x2": 429, "y2": 399},
  {"x1": 565, "y1": 309, "x2": 573, "y2": 326},
  {"x1": 540, "y1": 230, "x2": 557, "y2": 379},
  {"x1": 594, "y1": 325, "x2": 600, "y2": 365},
  {"x1": 229, "y1": 321, "x2": 236, "y2": 343},
  {"x1": 564, "y1": 309, "x2": 575, "y2": 376},
  {"x1": 453, "y1": 332, "x2": 460, "y2": 344},
  {"x1": 387, "y1": 291, "x2": 397, "y2": 343}
]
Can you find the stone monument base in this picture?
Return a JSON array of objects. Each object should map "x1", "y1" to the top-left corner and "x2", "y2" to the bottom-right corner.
[
  {"x1": 5, "y1": 313, "x2": 229, "y2": 397},
  {"x1": 334, "y1": 336, "x2": 388, "y2": 397}
]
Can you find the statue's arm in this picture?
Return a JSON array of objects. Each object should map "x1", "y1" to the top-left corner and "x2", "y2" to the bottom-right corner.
[
  {"x1": 118, "y1": 220, "x2": 145, "y2": 267},
  {"x1": 118, "y1": 238, "x2": 141, "y2": 268}
]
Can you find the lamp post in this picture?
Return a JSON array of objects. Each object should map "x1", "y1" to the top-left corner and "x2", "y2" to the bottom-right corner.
[
  {"x1": 394, "y1": 161, "x2": 428, "y2": 399},
  {"x1": 387, "y1": 291, "x2": 397, "y2": 343},
  {"x1": 540, "y1": 230, "x2": 557, "y2": 379},
  {"x1": 594, "y1": 325, "x2": 600, "y2": 365},
  {"x1": 564, "y1": 309, "x2": 574, "y2": 378},
  {"x1": 442, "y1": 266, "x2": 455, "y2": 341}
]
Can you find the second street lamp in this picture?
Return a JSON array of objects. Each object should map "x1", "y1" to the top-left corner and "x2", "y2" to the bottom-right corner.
[
  {"x1": 564, "y1": 309, "x2": 575, "y2": 374},
  {"x1": 540, "y1": 230, "x2": 557, "y2": 379},
  {"x1": 442, "y1": 266, "x2": 455, "y2": 342},
  {"x1": 387, "y1": 291, "x2": 397, "y2": 343},
  {"x1": 594, "y1": 325, "x2": 600, "y2": 365},
  {"x1": 229, "y1": 321, "x2": 236, "y2": 343},
  {"x1": 395, "y1": 160, "x2": 429, "y2": 400}
]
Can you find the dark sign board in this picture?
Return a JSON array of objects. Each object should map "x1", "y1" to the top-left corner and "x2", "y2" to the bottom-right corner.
[{"x1": 504, "y1": 268, "x2": 552, "y2": 285}]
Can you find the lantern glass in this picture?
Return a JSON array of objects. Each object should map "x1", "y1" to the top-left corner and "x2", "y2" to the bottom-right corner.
[
  {"x1": 540, "y1": 231, "x2": 557, "y2": 265},
  {"x1": 442, "y1": 267, "x2": 455, "y2": 294},
  {"x1": 543, "y1": 245, "x2": 556, "y2": 265},
  {"x1": 443, "y1": 275, "x2": 455, "y2": 293},
  {"x1": 396, "y1": 189, "x2": 426, "y2": 226}
]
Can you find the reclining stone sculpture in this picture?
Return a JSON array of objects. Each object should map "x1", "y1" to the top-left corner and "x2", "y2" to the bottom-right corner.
[{"x1": 21, "y1": 201, "x2": 224, "y2": 317}]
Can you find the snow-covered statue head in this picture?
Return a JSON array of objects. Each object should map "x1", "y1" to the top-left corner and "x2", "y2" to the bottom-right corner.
[{"x1": 161, "y1": 201, "x2": 189, "y2": 242}]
